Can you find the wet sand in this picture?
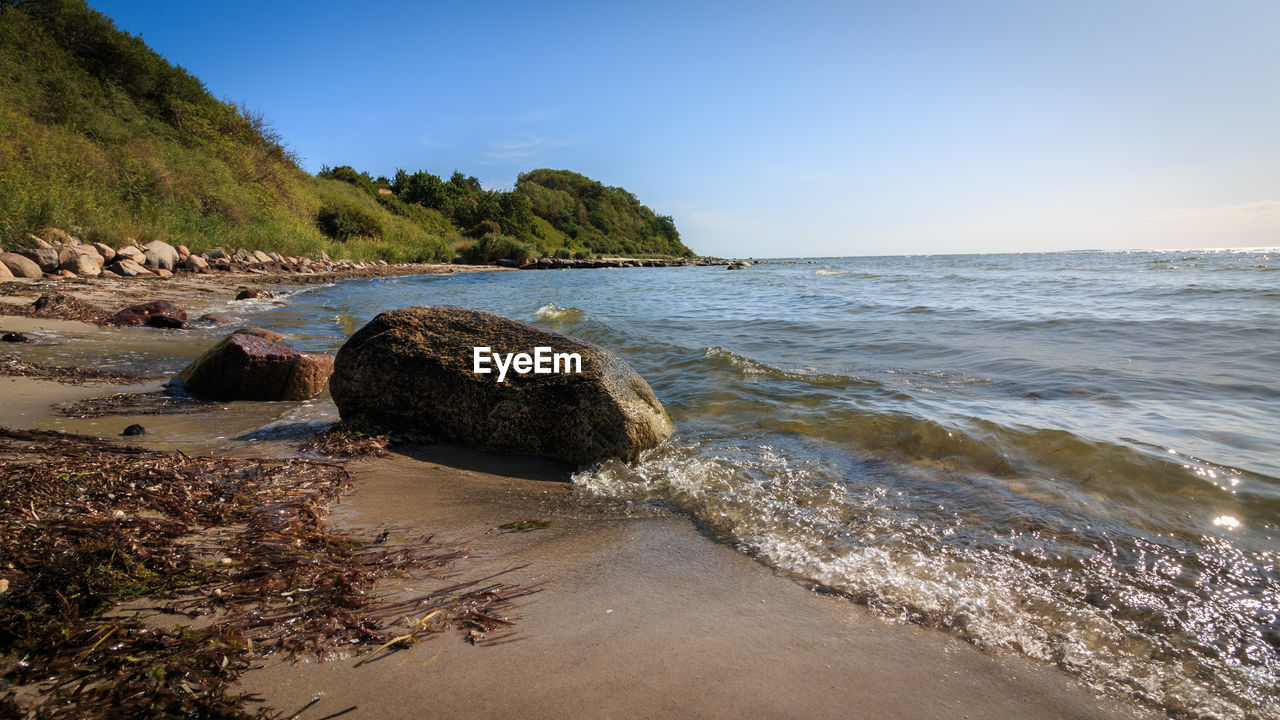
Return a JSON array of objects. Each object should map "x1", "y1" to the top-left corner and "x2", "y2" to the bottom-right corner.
[
  {"x1": 236, "y1": 448, "x2": 1156, "y2": 720},
  {"x1": 0, "y1": 279, "x2": 1158, "y2": 720}
]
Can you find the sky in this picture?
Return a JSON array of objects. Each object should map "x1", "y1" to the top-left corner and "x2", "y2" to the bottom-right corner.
[{"x1": 91, "y1": 0, "x2": 1279, "y2": 258}]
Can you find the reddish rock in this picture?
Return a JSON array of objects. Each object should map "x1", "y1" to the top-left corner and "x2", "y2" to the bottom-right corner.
[
  {"x1": 235, "y1": 288, "x2": 274, "y2": 300},
  {"x1": 144, "y1": 315, "x2": 188, "y2": 329},
  {"x1": 113, "y1": 300, "x2": 187, "y2": 327},
  {"x1": 178, "y1": 333, "x2": 333, "y2": 401}
]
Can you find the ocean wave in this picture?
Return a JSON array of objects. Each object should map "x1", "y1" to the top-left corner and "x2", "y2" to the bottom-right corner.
[
  {"x1": 533, "y1": 302, "x2": 584, "y2": 322},
  {"x1": 573, "y1": 436, "x2": 1279, "y2": 719}
]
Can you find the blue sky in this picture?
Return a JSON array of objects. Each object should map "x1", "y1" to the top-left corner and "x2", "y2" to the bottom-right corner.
[{"x1": 92, "y1": 0, "x2": 1279, "y2": 257}]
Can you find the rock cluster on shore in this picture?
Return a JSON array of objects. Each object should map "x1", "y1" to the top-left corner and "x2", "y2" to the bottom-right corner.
[
  {"x1": 0, "y1": 228, "x2": 749, "y2": 282},
  {"x1": 0, "y1": 230, "x2": 391, "y2": 281},
  {"x1": 330, "y1": 306, "x2": 673, "y2": 466}
]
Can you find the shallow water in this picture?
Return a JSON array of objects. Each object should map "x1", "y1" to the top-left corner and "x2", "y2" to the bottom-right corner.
[{"x1": 15, "y1": 249, "x2": 1280, "y2": 718}]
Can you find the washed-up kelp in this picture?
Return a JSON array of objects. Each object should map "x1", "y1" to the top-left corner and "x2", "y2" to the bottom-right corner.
[
  {"x1": 301, "y1": 424, "x2": 390, "y2": 459},
  {"x1": 0, "y1": 428, "x2": 532, "y2": 719},
  {"x1": 53, "y1": 390, "x2": 213, "y2": 418},
  {"x1": 0, "y1": 354, "x2": 144, "y2": 385},
  {"x1": 0, "y1": 293, "x2": 114, "y2": 325}
]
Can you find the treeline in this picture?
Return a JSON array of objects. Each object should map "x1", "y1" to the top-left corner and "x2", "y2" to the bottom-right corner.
[
  {"x1": 0, "y1": 0, "x2": 692, "y2": 262},
  {"x1": 317, "y1": 165, "x2": 693, "y2": 259}
]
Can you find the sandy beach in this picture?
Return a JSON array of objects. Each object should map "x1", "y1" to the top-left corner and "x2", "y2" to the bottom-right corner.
[{"x1": 0, "y1": 271, "x2": 1159, "y2": 720}]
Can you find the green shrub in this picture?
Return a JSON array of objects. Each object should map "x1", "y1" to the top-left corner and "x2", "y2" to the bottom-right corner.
[
  {"x1": 573, "y1": 249, "x2": 590, "y2": 260},
  {"x1": 465, "y1": 219, "x2": 502, "y2": 238},
  {"x1": 316, "y1": 200, "x2": 383, "y2": 240},
  {"x1": 553, "y1": 247, "x2": 572, "y2": 259},
  {"x1": 461, "y1": 234, "x2": 534, "y2": 265}
]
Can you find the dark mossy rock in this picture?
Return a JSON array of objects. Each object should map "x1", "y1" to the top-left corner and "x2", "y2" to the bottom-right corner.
[
  {"x1": 178, "y1": 333, "x2": 333, "y2": 401},
  {"x1": 113, "y1": 300, "x2": 186, "y2": 327},
  {"x1": 329, "y1": 306, "x2": 673, "y2": 466}
]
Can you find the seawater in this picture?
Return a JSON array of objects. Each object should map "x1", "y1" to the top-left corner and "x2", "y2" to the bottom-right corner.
[{"x1": 30, "y1": 249, "x2": 1280, "y2": 718}]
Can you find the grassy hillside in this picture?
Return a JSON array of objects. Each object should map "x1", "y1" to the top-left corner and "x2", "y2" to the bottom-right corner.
[
  {"x1": 0, "y1": 0, "x2": 690, "y2": 262},
  {"x1": 517, "y1": 169, "x2": 691, "y2": 257}
]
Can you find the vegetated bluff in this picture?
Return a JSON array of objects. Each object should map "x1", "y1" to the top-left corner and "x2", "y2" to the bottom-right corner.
[{"x1": 0, "y1": 0, "x2": 691, "y2": 262}]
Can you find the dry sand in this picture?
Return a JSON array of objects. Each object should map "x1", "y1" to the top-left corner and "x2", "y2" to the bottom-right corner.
[{"x1": 0, "y1": 276, "x2": 1158, "y2": 720}]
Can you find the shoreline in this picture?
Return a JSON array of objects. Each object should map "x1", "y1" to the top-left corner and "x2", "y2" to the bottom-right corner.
[{"x1": 0, "y1": 272, "x2": 1158, "y2": 719}]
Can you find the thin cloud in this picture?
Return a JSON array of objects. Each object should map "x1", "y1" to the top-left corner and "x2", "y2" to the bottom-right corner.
[
  {"x1": 479, "y1": 135, "x2": 568, "y2": 165},
  {"x1": 1136, "y1": 200, "x2": 1280, "y2": 223}
]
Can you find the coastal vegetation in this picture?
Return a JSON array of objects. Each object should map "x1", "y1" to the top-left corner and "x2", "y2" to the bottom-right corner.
[{"x1": 0, "y1": 0, "x2": 692, "y2": 262}]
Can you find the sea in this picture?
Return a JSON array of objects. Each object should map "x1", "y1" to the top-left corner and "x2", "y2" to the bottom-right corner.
[{"x1": 30, "y1": 249, "x2": 1280, "y2": 718}]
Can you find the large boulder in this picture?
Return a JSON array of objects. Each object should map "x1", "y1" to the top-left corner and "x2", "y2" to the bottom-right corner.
[
  {"x1": 178, "y1": 333, "x2": 334, "y2": 401},
  {"x1": 330, "y1": 306, "x2": 673, "y2": 465},
  {"x1": 0, "y1": 261, "x2": 12, "y2": 279},
  {"x1": 142, "y1": 240, "x2": 179, "y2": 270},
  {"x1": 113, "y1": 300, "x2": 186, "y2": 326},
  {"x1": 0, "y1": 252, "x2": 43, "y2": 279}
]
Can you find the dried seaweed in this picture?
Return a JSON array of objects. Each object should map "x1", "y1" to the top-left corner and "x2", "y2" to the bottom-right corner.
[
  {"x1": 0, "y1": 428, "x2": 534, "y2": 719},
  {"x1": 0, "y1": 354, "x2": 145, "y2": 384},
  {"x1": 53, "y1": 390, "x2": 213, "y2": 418},
  {"x1": 301, "y1": 425, "x2": 389, "y2": 459},
  {"x1": 0, "y1": 293, "x2": 113, "y2": 325},
  {"x1": 494, "y1": 519, "x2": 552, "y2": 533}
]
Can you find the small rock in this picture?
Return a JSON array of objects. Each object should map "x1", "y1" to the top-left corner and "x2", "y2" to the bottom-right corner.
[
  {"x1": 121, "y1": 424, "x2": 146, "y2": 436},
  {"x1": 18, "y1": 247, "x2": 59, "y2": 273},
  {"x1": 234, "y1": 288, "x2": 274, "y2": 300},
  {"x1": 144, "y1": 315, "x2": 188, "y2": 329},
  {"x1": 1, "y1": 332, "x2": 30, "y2": 343},
  {"x1": 197, "y1": 312, "x2": 237, "y2": 324},
  {"x1": 27, "y1": 234, "x2": 53, "y2": 249},
  {"x1": 180, "y1": 254, "x2": 209, "y2": 271},
  {"x1": 113, "y1": 300, "x2": 187, "y2": 326},
  {"x1": 178, "y1": 332, "x2": 334, "y2": 401},
  {"x1": 107, "y1": 259, "x2": 155, "y2": 277},
  {"x1": 116, "y1": 246, "x2": 146, "y2": 264},
  {"x1": 62, "y1": 252, "x2": 102, "y2": 277},
  {"x1": 91, "y1": 242, "x2": 116, "y2": 263}
]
